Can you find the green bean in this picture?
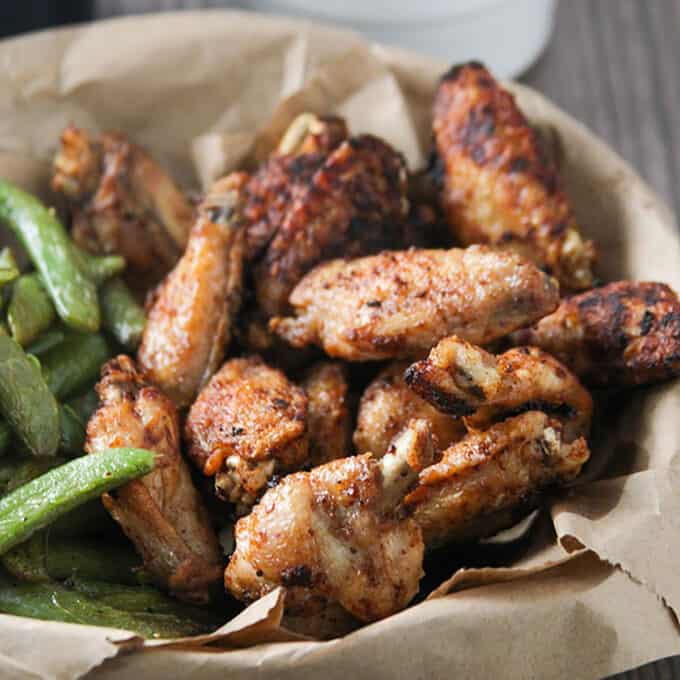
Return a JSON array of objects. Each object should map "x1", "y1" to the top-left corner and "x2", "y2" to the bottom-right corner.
[
  {"x1": 0, "y1": 248, "x2": 19, "y2": 287},
  {"x1": 0, "y1": 421, "x2": 10, "y2": 456},
  {"x1": 59, "y1": 405, "x2": 86, "y2": 457},
  {"x1": 1, "y1": 532, "x2": 48, "y2": 582},
  {"x1": 0, "y1": 335, "x2": 60, "y2": 457},
  {"x1": 67, "y1": 389, "x2": 99, "y2": 426},
  {"x1": 40, "y1": 332, "x2": 110, "y2": 400},
  {"x1": 7, "y1": 274, "x2": 56, "y2": 346},
  {"x1": 0, "y1": 448, "x2": 155, "y2": 555},
  {"x1": 99, "y1": 278, "x2": 146, "y2": 349},
  {"x1": 70, "y1": 246, "x2": 125, "y2": 286},
  {"x1": 26, "y1": 328, "x2": 66, "y2": 357},
  {"x1": 0, "y1": 179, "x2": 100, "y2": 332}
]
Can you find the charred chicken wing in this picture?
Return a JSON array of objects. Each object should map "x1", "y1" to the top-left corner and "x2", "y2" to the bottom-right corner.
[
  {"x1": 224, "y1": 419, "x2": 435, "y2": 625},
  {"x1": 511, "y1": 281, "x2": 680, "y2": 387},
  {"x1": 185, "y1": 356, "x2": 309, "y2": 515},
  {"x1": 405, "y1": 411, "x2": 590, "y2": 548},
  {"x1": 85, "y1": 355, "x2": 222, "y2": 602},
  {"x1": 271, "y1": 245, "x2": 559, "y2": 361},
  {"x1": 432, "y1": 62, "x2": 596, "y2": 290},
  {"x1": 138, "y1": 173, "x2": 248, "y2": 408}
]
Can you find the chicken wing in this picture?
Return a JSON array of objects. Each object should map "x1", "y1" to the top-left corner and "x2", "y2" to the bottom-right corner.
[
  {"x1": 511, "y1": 281, "x2": 680, "y2": 387},
  {"x1": 302, "y1": 362, "x2": 352, "y2": 466},
  {"x1": 255, "y1": 134, "x2": 409, "y2": 318},
  {"x1": 224, "y1": 419, "x2": 434, "y2": 626},
  {"x1": 85, "y1": 355, "x2": 222, "y2": 603},
  {"x1": 271, "y1": 245, "x2": 559, "y2": 361},
  {"x1": 432, "y1": 62, "x2": 596, "y2": 290},
  {"x1": 275, "y1": 113, "x2": 349, "y2": 157},
  {"x1": 185, "y1": 356, "x2": 309, "y2": 515},
  {"x1": 354, "y1": 361, "x2": 465, "y2": 457},
  {"x1": 52, "y1": 126, "x2": 194, "y2": 288},
  {"x1": 405, "y1": 411, "x2": 590, "y2": 548},
  {"x1": 405, "y1": 336, "x2": 592, "y2": 441},
  {"x1": 137, "y1": 172, "x2": 248, "y2": 408}
]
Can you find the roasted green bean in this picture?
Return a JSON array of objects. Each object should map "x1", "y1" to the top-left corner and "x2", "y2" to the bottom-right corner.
[
  {"x1": 70, "y1": 246, "x2": 125, "y2": 286},
  {"x1": 0, "y1": 248, "x2": 19, "y2": 287},
  {"x1": 99, "y1": 278, "x2": 146, "y2": 349},
  {"x1": 26, "y1": 328, "x2": 66, "y2": 357},
  {"x1": 66, "y1": 389, "x2": 100, "y2": 426},
  {"x1": 7, "y1": 274, "x2": 56, "y2": 346},
  {"x1": 58, "y1": 405, "x2": 86, "y2": 457},
  {"x1": 1, "y1": 532, "x2": 48, "y2": 582}
]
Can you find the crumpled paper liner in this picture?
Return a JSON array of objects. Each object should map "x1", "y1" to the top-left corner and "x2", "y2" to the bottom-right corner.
[{"x1": 0, "y1": 10, "x2": 678, "y2": 680}]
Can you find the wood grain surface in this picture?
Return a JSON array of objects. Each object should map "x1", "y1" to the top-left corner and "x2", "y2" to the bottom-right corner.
[{"x1": 92, "y1": 1, "x2": 680, "y2": 678}]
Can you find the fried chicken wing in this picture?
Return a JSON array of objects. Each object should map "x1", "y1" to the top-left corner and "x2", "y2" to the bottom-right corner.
[
  {"x1": 255, "y1": 134, "x2": 409, "y2": 318},
  {"x1": 302, "y1": 362, "x2": 352, "y2": 466},
  {"x1": 224, "y1": 419, "x2": 434, "y2": 626},
  {"x1": 405, "y1": 411, "x2": 590, "y2": 548},
  {"x1": 185, "y1": 356, "x2": 309, "y2": 515},
  {"x1": 432, "y1": 62, "x2": 596, "y2": 290},
  {"x1": 85, "y1": 355, "x2": 222, "y2": 602},
  {"x1": 354, "y1": 361, "x2": 465, "y2": 457},
  {"x1": 271, "y1": 245, "x2": 559, "y2": 361},
  {"x1": 52, "y1": 126, "x2": 194, "y2": 288},
  {"x1": 511, "y1": 281, "x2": 680, "y2": 387},
  {"x1": 137, "y1": 173, "x2": 247, "y2": 408},
  {"x1": 405, "y1": 336, "x2": 592, "y2": 441}
]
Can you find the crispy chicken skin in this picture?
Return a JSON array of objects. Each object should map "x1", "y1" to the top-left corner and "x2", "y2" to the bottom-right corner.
[
  {"x1": 271, "y1": 245, "x2": 559, "y2": 361},
  {"x1": 255, "y1": 134, "x2": 409, "y2": 318},
  {"x1": 354, "y1": 361, "x2": 465, "y2": 458},
  {"x1": 405, "y1": 411, "x2": 590, "y2": 548},
  {"x1": 406, "y1": 336, "x2": 592, "y2": 442},
  {"x1": 432, "y1": 62, "x2": 596, "y2": 290},
  {"x1": 511, "y1": 281, "x2": 680, "y2": 387},
  {"x1": 185, "y1": 356, "x2": 309, "y2": 515},
  {"x1": 224, "y1": 419, "x2": 435, "y2": 625},
  {"x1": 52, "y1": 126, "x2": 194, "y2": 287},
  {"x1": 138, "y1": 173, "x2": 248, "y2": 408},
  {"x1": 85, "y1": 356, "x2": 222, "y2": 603},
  {"x1": 302, "y1": 362, "x2": 352, "y2": 466}
]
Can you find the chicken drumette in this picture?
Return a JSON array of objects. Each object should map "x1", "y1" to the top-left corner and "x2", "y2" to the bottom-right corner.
[
  {"x1": 511, "y1": 281, "x2": 680, "y2": 387},
  {"x1": 432, "y1": 62, "x2": 596, "y2": 290},
  {"x1": 224, "y1": 419, "x2": 434, "y2": 629},
  {"x1": 85, "y1": 355, "x2": 222, "y2": 603},
  {"x1": 271, "y1": 245, "x2": 559, "y2": 360}
]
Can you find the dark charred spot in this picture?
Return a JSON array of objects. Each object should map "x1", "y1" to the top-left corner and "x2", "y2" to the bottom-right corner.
[
  {"x1": 231, "y1": 426, "x2": 245, "y2": 436},
  {"x1": 498, "y1": 231, "x2": 517, "y2": 243},
  {"x1": 427, "y1": 149, "x2": 445, "y2": 189},
  {"x1": 256, "y1": 570, "x2": 263, "y2": 577},
  {"x1": 549, "y1": 221, "x2": 567, "y2": 237},
  {"x1": 507, "y1": 400, "x2": 576, "y2": 421},
  {"x1": 281, "y1": 565, "x2": 313, "y2": 587},
  {"x1": 509, "y1": 157, "x2": 529, "y2": 173},
  {"x1": 577, "y1": 295, "x2": 600, "y2": 310},
  {"x1": 643, "y1": 286, "x2": 662, "y2": 306},
  {"x1": 459, "y1": 107, "x2": 496, "y2": 155},
  {"x1": 267, "y1": 474, "x2": 282, "y2": 489},
  {"x1": 404, "y1": 366, "x2": 475, "y2": 417},
  {"x1": 206, "y1": 204, "x2": 234, "y2": 224},
  {"x1": 543, "y1": 173, "x2": 558, "y2": 195},
  {"x1": 639, "y1": 310, "x2": 655, "y2": 336},
  {"x1": 272, "y1": 398, "x2": 290, "y2": 409},
  {"x1": 441, "y1": 63, "x2": 465, "y2": 82},
  {"x1": 661, "y1": 312, "x2": 680, "y2": 329},
  {"x1": 366, "y1": 300, "x2": 382, "y2": 308}
]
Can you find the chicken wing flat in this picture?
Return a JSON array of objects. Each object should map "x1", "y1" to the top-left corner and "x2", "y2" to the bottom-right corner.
[
  {"x1": 224, "y1": 419, "x2": 434, "y2": 626},
  {"x1": 85, "y1": 355, "x2": 222, "y2": 602},
  {"x1": 52, "y1": 126, "x2": 194, "y2": 288},
  {"x1": 406, "y1": 336, "x2": 592, "y2": 441},
  {"x1": 405, "y1": 411, "x2": 590, "y2": 548},
  {"x1": 511, "y1": 281, "x2": 680, "y2": 387},
  {"x1": 271, "y1": 245, "x2": 559, "y2": 361},
  {"x1": 185, "y1": 356, "x2": 309, "y2": 515},
  {"x1": 137, "y1": 173, "x2": 248, "y2": 408},
  {"x1": 302, "y1": 362, "x2": 352, "y2": 466},
  {"x1": 432, "y1": 62, "x2": 596, "y2": 290},
  {"x1": 354, "y1": 361, "x2": 465, "y2": 458},
  {"x1": 255, "y1": 134, "x2": 409, "y2": 318}
]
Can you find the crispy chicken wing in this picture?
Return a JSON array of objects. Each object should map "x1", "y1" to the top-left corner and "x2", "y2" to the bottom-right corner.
[
  {"x1": 85, "y1": 355, "x2": 222, "y2": 602},
  {"x1": 432, "y1": 62, "x2": 596, "y2": 290},
  {"x1": 511, "y1": 281, "x2": 680, "y2": 387},
  {"x1": 185, "y1": 356, "x2": 309, "y2": 515},
  {"x1": 302, "y1": 362, "x2": 352, "y2": 466},
  {"x1": 405, "y1": 411, "x2": 590, "y2": 548},
  {"x1": 406, "y1": 336, "x2": 592, "y2": 441},
  {"x1": 271, "y1": 245, "x2": 559, "y2": 361},
  {"x1": 354, "y1": 361, "x2": 465, "y2": 457},
  {"x1": 224, "y1": 419, "x2": 434, "y2": 626},
  {"x1": 137, "y1": 173, "x2": 248, "y2": 408},
  {"x1": 52, "y1": 126, "x2": 194, "y2": 288},
  {"x1": 255, "y1": 134, "x2": 409, "y2": 318}
]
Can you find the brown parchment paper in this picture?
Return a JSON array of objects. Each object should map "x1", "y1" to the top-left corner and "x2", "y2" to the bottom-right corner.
[{"x1": 0, "y1": 10, "x2": 678, "y2": 680}]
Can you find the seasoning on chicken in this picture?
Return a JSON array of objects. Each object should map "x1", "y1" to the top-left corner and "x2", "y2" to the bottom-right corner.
[
  {"x1": 137, "y1": 173, "x2": 248, "y2": 408},
  {"x1": 432, "y1": 61, "x2": 596, "y2": 290},
  {"x1": 354, "y1": 361, "x2": 465, "y2": 458},
  {"x1": 405, "y1": 336, "x2": 592, "y2": 441},
  {"x1": 185, "y1": 356, "x2": 309, "y2": 515},
  {"x1": 405, "y1": 411, "x2": 590, "y2": 548},
  {"x1": 85, "y1": 355, "x2": 222, "y2": 603},
  {"x1": 271, "y1": 245, "x2": 559, "y2": 361},
  {"x1": 302, "y1": 362, "x2": 352, "y2": 466},
  {"x1": 255, "y1": 134, "x2": 409, "y2": 318},
  {"x1": 224, "y1": 419, "x2": 435, "y2": 628},
  {"x1": 511, "y1": 280, "x2": 680, "y2": 387},
  {"x1": 52, "y1": 126, "x2": 194, "y2": 288}
]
